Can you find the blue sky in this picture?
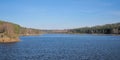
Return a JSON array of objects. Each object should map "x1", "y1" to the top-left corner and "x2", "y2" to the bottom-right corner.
[{"x1": 0, "y1": 0, "x2": 120, "y2": 30}]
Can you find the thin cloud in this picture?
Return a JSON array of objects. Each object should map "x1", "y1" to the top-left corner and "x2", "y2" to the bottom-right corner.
[{"x1": 109, "y1": 11, "x2": 120, "y2": 17}]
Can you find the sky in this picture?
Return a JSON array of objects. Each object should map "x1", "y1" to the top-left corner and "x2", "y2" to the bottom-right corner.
[{"x1": 0, "y1": 0, "x2": 120, "y2": 30}]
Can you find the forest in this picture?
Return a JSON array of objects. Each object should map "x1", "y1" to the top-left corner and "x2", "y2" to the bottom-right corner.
[{"x1": 69, "y1": 23, "x2": 120, "y2": 34}]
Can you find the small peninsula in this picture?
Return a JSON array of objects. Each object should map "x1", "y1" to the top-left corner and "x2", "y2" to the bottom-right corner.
[{"x1": 0, "y1": 20, "x2": 42, "y2": 43}]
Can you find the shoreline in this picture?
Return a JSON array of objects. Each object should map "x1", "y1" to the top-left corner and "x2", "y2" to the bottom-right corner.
[
  {"x1": 46, "y1": 33, "x2": 120, "y2": 36},
  {"x1": 0, "y1": 34, "x2": 43, "y2": 43},
  {"x1": 0, "y1": 33, "x2": 119, "y2": 43},
  {"x1": 69, "y1": 33, "x2": 120, "y2": 36},
  {"x1": 0, "y1": 37, "x2": 20, "y2": 43}
]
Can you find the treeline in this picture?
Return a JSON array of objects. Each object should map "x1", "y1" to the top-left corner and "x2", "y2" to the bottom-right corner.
[
  {"x1": 69, "y1": 23, "x2": 120, "y2": 34},
  {"x1": 19, "y1": 27, "x2": 42, "y2": 36}
]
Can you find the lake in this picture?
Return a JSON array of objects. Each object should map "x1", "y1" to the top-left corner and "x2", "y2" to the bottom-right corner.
[{"x1": 0, "y1": 34, "x2": 120, "y2": 60}]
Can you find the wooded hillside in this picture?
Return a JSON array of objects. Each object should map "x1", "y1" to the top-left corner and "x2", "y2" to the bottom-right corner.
[
  {"x1": 69, "y1": 23, "x2": 120, "y2": 34},
  {"x1": 0, "y1": 20, "x2": 42, "y2": 43}
]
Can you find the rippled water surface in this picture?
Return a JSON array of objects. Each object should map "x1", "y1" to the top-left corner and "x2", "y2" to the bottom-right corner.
[{"x1": 0, "y1": 34, "x2": 120, "y2": 60}]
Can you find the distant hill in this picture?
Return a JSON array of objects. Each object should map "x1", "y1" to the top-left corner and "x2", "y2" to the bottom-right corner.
[
  {"x1": 0, "y1": 20, "x2": 42, "y2": 43},
  {"x1": 69, "y1": 23, "x2": 120, "y2": 34}
]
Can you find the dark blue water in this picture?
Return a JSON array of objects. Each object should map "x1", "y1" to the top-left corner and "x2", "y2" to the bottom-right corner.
[{"x1": 0, "y1": 34, "x2": 120, "y2": 60}]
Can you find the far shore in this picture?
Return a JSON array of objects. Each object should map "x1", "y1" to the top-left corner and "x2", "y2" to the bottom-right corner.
[{"x1": 67, "y1": 33, "x2": 120, "y2": 36}]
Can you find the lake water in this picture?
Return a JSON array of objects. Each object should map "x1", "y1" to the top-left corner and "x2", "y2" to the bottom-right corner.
[{"x1": 0, "y1": 34, "x2": 120, "y2": 60}]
